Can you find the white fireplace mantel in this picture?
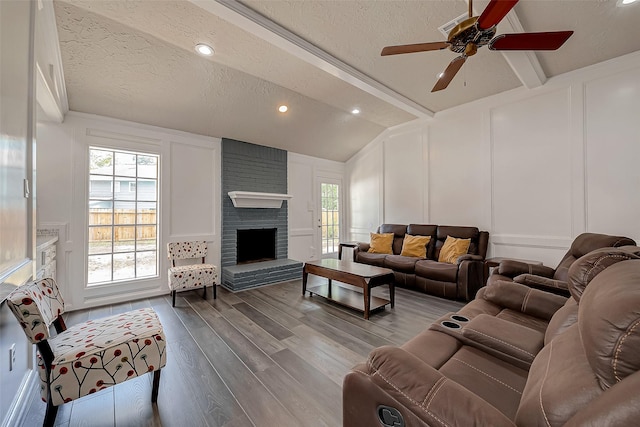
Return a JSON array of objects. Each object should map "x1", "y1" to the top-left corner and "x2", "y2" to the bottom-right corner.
[{"x1": 228, "y1": 191, "x2": 293, "y2": 209}]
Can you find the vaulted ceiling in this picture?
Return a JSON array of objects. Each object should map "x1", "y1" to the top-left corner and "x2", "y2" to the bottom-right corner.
[{"x1": 53, "y1": 0, "x2": 640, "y2": 161}]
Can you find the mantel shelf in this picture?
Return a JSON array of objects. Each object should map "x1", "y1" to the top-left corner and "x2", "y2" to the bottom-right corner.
[{"x1": 228, "y1": 191, "x2": 293, "y2": 208}]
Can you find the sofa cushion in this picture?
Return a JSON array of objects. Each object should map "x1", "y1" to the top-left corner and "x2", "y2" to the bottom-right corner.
[
  {"x1": 415, "y1": 260, "x2": 457, "y2": 282},
  {"x1": 400, "y1": 234, "x2": 431, "y2": 258},
  {"x1": 552, "y1": 233, "x2": 636, "y2": 281},
  {"x1": 379, "y1": 224, "x2": 408, "y2": 255},
  {"x1": 384, "y1": 255, "x2": 419, "y2": 273},
  {"x1": 407, "y1": 224, "x2": 438, "y2": 258},
  {"x1": 438, "y1": 236, "x2": 471, "y2": 264},
  {"x1": 368, "y1": 232, "x2": 394, "y2": 254},
  {"x1": 579, "y1": 259, "x2": 640, "y2": 388},
  {"x1": 516, "y1": 325, "x2": 601, "y2": 426},
  {"x1": 435, "y1": 226, "x2": 480, "y2": 259},
  {"x1": 566, "y1": 245, "x2": 640, "y2": 302},
  {"x1": 355, "y1": 251, "x2": 387, "y2": 267}
]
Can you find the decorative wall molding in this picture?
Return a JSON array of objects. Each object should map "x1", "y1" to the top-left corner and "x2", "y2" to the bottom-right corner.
[{"x1": 86, "y1": 128, "x2": 162, "y2": 146}]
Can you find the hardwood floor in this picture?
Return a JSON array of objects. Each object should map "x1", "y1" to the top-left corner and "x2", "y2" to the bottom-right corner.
[{"x1": 19, "y1": 277, "x2": 464, "y2": 427}]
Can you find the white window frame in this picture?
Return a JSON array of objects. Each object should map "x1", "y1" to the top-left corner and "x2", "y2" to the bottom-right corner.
[{"x1": 87, "y1": 147, "x2": 159, "y2": 286}]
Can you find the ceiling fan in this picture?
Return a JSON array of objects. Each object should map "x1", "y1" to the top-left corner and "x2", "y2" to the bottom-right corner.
[{"x1": 381, "y1": 0, "x2": 573, "y2": 92}]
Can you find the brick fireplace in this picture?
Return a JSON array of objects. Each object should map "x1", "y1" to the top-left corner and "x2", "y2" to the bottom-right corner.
[{"x1": 220, "y1": 139, "x2": 302, "y2": 291}]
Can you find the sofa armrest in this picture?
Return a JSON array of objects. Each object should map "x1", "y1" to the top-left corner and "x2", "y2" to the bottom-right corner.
[
  {"x1": 457, "y1": 254, "x2": 484, "y2": 263},
  {"x1": 355, "y1": 242, "x2": 370, "y2": 252},
  {"x1": 457, "y1": 259, "x2": 485, "y2": 301},
  {"x1": 498, "y1": 260, "x2": 555, "y2": 279},
  {"x1": 461, "y1": 314, "x2": 544, "y2": 366},
  {"x1": 482, "y1": 280, "x2": 567, "y2": 320},
  {"x1": 358, "y1": 346, "x2": 515, "y2": 427},
  {"x1": 514, "y1": 274, "x2": 569, "y2": 295}
]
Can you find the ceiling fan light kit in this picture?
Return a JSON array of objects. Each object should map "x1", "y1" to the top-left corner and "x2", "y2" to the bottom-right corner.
[{"x1": 381, "y1": 0, "x2": 573, "y2": 92}]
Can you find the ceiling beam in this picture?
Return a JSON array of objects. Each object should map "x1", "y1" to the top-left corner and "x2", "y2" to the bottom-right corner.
[
  {"x1": 469, "y1": 0, "x2": 546, "y2": 89},
  {"x1": 498, "y1": 9, "x2": 547, "y2": 89},
  {"x1": 190, "y1": 0, "x2": 434, "y2": 119}
]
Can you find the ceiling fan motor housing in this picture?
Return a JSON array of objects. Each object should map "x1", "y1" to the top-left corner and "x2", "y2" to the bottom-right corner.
[{"x1": 447, "y1": 17, "x2": 496, "y2": 55}]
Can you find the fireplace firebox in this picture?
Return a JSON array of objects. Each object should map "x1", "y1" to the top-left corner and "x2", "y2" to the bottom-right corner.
[{"x1": 237, "y1": 228, "x2": 277, "y2": 264}]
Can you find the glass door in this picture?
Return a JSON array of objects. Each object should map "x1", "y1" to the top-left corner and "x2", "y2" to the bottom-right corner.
[{"x1": 319, "y1": 182, "x2": 340, "y2": 257}]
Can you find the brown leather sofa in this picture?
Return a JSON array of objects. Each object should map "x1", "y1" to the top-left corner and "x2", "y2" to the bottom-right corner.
[
  {"x1": 487, "y1": 232, "x2": 635, "y2": 296},
  {"x1": 354, "y1": 224, "x2": 489, "y2": 301},
  {"x1": 343, "y1": 246, "x2": 640, "y2": 427}
]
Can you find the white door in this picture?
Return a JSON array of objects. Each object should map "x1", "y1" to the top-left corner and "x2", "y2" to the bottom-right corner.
[{"x1": 316, "y1": 177, "x2": 342, "y2": 259}]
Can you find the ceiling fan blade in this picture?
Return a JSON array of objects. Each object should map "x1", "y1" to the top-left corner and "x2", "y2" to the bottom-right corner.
[
  {"x1": 477, "y1": 0, "x2": 519, "y2": 30},
  {"x1": 489, "y1": 31, "x2": 574, "y2": 50},
  {"x1": 381, "y1": 41, "x2": 449, "y2": 56},
  {"x1": 431, "y1": 56, "x2": 467, "y2": 92}
]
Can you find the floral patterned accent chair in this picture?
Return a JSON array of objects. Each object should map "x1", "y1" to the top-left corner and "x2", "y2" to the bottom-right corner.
[
  {"x1": 167, "y1": 241, "x2": 218, "y2": 307},
  {"x1": 6, "y1": 278, "x2": 166, "y2": 427}
]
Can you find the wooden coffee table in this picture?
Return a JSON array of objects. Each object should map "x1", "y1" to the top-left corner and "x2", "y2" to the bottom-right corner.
[{"x1": 302, "y1": 259, "x2": 395, "y2": 319}]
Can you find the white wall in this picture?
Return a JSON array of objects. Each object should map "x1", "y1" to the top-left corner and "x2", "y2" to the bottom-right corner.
[
  {"x1": 37, "y1": 112, "x2": 221, "y2": 310},
  {"x1": 288, "y1": 152, "x2": 345, "y2": 262},
  {"x1": 346, "y1": 140, "x2": 384, "y2": 243},
  {"x1": 346, "y1": 51, "x2": 640, "y2": 267}
]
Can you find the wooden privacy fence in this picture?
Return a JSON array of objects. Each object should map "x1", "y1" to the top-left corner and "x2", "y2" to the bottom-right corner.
[{"x1": 89, "y1": 209, "x2": 156, "y2": 241}]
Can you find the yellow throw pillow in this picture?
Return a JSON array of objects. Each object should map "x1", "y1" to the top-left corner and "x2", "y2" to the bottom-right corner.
[
  {"x1": 400, "y1": 234, "x2": 431, "y2": 258},
  {"x1": 368, "y1": 233, "x2": 394, "y2": 254},
  {"x1": 438, "y1": 236, "x2": 471, "y2": 264}
]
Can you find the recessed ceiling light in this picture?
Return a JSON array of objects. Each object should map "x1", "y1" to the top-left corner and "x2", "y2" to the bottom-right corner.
[
  {"x1": 195, "y1": 43, "x2": 214, "y2": 56},
  {"x1": 618, "y1": 0, "x2": 638, "y2": 5},
  {"x1": 278, "y1": 105, "x2": 288, "y2": 113},
  {"x1": 351, "y1": 108, "x2": 360, "y2": 115}
]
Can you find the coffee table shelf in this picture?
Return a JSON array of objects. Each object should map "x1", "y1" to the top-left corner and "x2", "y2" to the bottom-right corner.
[
  {"x1": 302, "y1": 259, "x2": 395, "y2": 319},
  {"x1": 306, "y1": 283, "x2": 390, "y2": 314}
]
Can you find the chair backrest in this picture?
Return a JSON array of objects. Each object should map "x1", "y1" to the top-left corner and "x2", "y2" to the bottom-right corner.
[
  {"x1": 378, "y1": 224, "x2": 408, "y2": 255},
  {"x1": 433, "y1": 226, "x2": 488, "y2": 260},
  {"x1": 553, "y1": 233, "x2": 636, "y2": 281},
  {"x1": 167, "y1": 241, "x2": 208, "y2": 261},
  {"x1": 6, "y1": 278, "x2": 65, "y2": 344},
  {"x1": 516, "y1": 259, "x2": 640, "y2": 425}
]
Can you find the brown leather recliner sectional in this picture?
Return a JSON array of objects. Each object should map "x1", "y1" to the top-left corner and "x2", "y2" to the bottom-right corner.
[
  {"x1": 487, "y1": 232, "x2": 635, "y2": 296},
  {"x1": 354, "y1": 224, "x2": 489, "y2": 301},
  {"x1": 343, "y1": 246, "x2": 640, "y2": 427}
]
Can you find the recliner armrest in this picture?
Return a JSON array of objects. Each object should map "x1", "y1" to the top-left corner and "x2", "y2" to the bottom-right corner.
[
  {"x1": 457, "y1": 254, "x2": 484, "y2": 264},
  {"x1": 461, "y1": 314, "x2": 544, "y2": 367},
  {"x1": 355, "y1": 242, "x2": 370, "y2": 252},
  {"x1": 483, "y1": 280, "x2": 567, "y2": 320},
  {"x1": 361, "y1": 346, "x2": 515, "y2": 427},
  {"x1": 514, "y1": 274, "x2": 569, "y2": 295},
  {"x1": 498, "y1": 260, "x2": 555, "y2": 278}
]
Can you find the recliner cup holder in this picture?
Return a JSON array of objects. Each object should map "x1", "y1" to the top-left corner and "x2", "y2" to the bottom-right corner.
[
  {"x1": 441, "y1": 321, "x2": 461, "y2": 329},
  {"x1": 451, "y1": 315, "x2": 469, "y2": 322}
]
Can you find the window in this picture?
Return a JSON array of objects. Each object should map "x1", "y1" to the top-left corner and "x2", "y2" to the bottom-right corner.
[
  {"x1": 320, "y1": 182, "x2": 340, "y2": 254},
  {"x1": 87, "y1": 148, "x2": 159, "y2": 285}
]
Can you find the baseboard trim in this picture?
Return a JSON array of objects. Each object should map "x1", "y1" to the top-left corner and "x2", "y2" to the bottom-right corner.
[{"x1": 2, "y1": 369, "x2": 37, "y2": 427}]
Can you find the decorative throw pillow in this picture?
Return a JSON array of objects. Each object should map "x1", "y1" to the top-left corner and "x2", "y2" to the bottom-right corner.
[
  {"x1": 400, "y1": 234, "x2": 431, "y2": 258},
  {"x1": 368, "y1": 233, "x2": 394, "y2": 254},
  {"x1": 438, "y1": 236, "x2": 471, "y2": 264}
]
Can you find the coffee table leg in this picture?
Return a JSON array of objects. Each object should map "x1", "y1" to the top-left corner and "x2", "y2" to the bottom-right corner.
[
  {"x1": 302, "y1": 269, "x2": 308, "y2": 296},
  {"x1": 389, "y1": 282, "x2": 395, "y2": 309},
  {"x1": 328, "y1": 278, "x2": 332, "y2": 298},
  {"x1": 363, "y1": 279, "x2": 371, "y2": 320}
]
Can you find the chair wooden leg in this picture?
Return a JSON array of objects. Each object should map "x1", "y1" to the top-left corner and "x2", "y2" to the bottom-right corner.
[
  {"x1": 203, "y1": 284, "x2": 207, "y2": 300},
  {"x1": 213, "y1": 283, "x2": 217, "y2": 300},
  {"x1": 151, "y1": 369, "x2": 161, "y2": 403},
  {"x1": 43, "y1": 397, "x2": 58, "y2": 427},
  {"x1": 172, "y1": 290, "x2": 176, "y2": 307}
]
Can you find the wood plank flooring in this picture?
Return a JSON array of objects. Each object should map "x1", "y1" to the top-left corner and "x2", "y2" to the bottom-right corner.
[{"x1": 19, "y1": 277, "x2": 463, "y2": 427}]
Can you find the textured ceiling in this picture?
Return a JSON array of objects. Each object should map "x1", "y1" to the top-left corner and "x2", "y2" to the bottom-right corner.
[{"x1": 53, "y1": 0, "x2": 640, "y2": 161}]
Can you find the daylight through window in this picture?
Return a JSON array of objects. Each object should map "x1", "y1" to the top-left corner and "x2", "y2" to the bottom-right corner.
[{"x1": 87, "y1": 148, "x2": 159, "y2": 285}]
